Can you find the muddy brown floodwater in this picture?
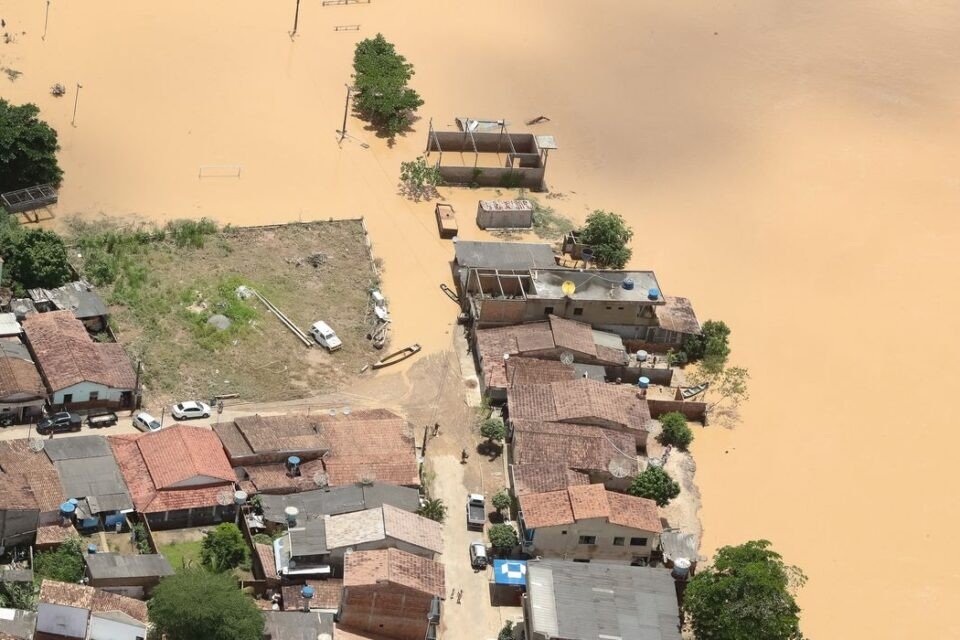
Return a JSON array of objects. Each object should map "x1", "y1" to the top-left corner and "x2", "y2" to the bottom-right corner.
[{"x1": 3, "y1": 0, "x2": 960, "y2": 636}]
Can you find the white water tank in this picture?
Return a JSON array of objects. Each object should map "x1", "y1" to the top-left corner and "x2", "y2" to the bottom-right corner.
[{"x1": 284, "y1": 506, "x2": 299, "y2": 526}]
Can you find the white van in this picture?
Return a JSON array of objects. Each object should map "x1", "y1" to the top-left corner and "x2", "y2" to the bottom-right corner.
[{"x1": 309, "y1": 321, "x2": 342, "y2": 352}]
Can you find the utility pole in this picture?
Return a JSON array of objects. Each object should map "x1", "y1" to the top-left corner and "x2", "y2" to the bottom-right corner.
[
  {"x1": 42, "y1": 0, "x2": 51, "y2": 41},
  {"x1": 338, "y1": 84, "x2": 353, "y2": 144},
  {"x1": 71, "y1": 82, "x2": 83, "y2": 126},
  {"x1": 291, "y1": 0, "x2": 301, "y2": 36}
]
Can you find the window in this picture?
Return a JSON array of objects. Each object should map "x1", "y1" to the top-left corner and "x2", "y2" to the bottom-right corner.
[
  {"x1": 605, "y1": 306, "x2": 612, "y2": 310},
  {"x1": 613, "y1": 537, "x2": 625, "y2": 546},
  {"x1": 62, "y1": 393, "x2": 73, "y2": 404},
  {"x1": 630, "y1": 537, "x2": 648, "y2": 547},
  {"x1": 544, "y1": 306, "x2": 554, "y2": 315},
  {"x1": 572, "y1": 558, "x2": 591, "y2": 563},
  {"x1": 578, "y1": 535, "x2": 597, "y2": 545},
  {"x1": 573, "y1": 308, "x2": 583, "y2": 316},
  {"x1": 89, "y1": 391, "x2": 99, "y2": 401},
  {"x1": 560, "y1": 530, "x2": 568, "y2": 535}
]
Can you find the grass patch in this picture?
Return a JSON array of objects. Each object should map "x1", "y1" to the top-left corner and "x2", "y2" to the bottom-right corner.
[
  {"x1": 159, "y1": 540, "x2": 203, "y2": 572},
  {"x1": 528, "y1": 196, "x2": 575, "y2": 240}
]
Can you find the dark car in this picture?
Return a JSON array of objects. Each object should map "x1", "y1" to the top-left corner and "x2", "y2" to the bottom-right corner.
[{"x1": 36, "y1": 412, "x2": 82, "y2": 435}]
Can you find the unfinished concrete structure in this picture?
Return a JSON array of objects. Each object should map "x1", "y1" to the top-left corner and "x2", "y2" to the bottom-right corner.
[{"x1": 426, "y1": 120, "x2": 557, "y2": 191}]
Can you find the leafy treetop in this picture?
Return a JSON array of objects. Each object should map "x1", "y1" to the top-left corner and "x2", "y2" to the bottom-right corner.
[
  {"x1": 352, "y1": 34, "x2": 424, "y2": 135},
  {"x1": 627, "y1": 465, "x2": 680, "y2": 507},
  {"x1": 684, "y1": 540, "x2": 806, "y2": 640},
  {"x1": 576, "y1": 210, "x2": 634, "y2": 269},
  {"x1": 0, "y1": 98, "x2": 63, "y2": 193},
  {"x1": 200, "y1": 523, "x2": 248, "y2": 572},
  {"x1": 683, "y1": 320, "x2": 732, "y2": 373},
  {"x1": 148, "y1": 568, "x2": 265, "y2": 640},
  {"x1": 656, "y1": 411, "x2": 694, "y2": 450},
  {"x1": 33, "y1": 537, "x2": 86, "y2": 584},
  {"x1": 488, "y1": 523, "x2": 518, "y2": 552},
  {"x1": 480, "y1": 417, "x2": 506, "y2": 443}
]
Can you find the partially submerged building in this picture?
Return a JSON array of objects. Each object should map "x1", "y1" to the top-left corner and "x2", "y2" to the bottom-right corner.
[
  {"x1": 523, "y1": 560, "x2": 681, "y2": 640},
  {"x1": 110, "y1": 426, "x2": 237, "y2": 530},
  {"x1": 338, "y1": 548, "x2": 444, "y2": 640},
  {"x1": 518, "y1": 484, "x2": 662, "y2": 563},
  {"x1": 215, "y1": 409, "x2": 419, "y2": 493},
  {"x1": 22, "y1": 311, "x2": 136, "y2": 411}
]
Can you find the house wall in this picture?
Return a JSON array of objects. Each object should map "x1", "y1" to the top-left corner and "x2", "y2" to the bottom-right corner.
[
  {"x1": 474, "y1": 297, "x2": 663, "y2": 333},
  {"x1": 523, "y1": 518, "x2": 658, "y2": 563},
  {"x1": 87, "y1": 575, "x2": 159, "y2": 599},
  {"x1": 145, "y1": 503, "x2": 234, "y2": 531},
  {"x1": 51, "y1": 381, "x2": 122, "y2": 406},
  {"x1": 0, "y1": 508, "x2": 40, "y2": 547},
  {"x1": 326, "y1": 537, "x2": 436, "y2": 575},
  {"x1": 36, "y1": 602, "x2": 89, "y2": 639},
  {"x1": 339, "y1": 583, "x2": 432, "y2": 640},
  {"x1": 647, "y1": 399, "x2": 707, "y2": 423},
  {"x1": 89, "y1": 613, "x2": 147, "y2": 640}
]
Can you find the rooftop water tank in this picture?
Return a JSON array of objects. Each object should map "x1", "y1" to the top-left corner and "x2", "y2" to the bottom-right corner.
[
  {"x1": 581, "y1": 248, "x2": 594, "y2": 263},
  {"x1": 234, "y1": 491, "x2": 248, "y2": 505},
  {"x1": 284, "y1": 506, "x2": 299, "y2": 526},
  {"x1": 621, "y1": 278, "x2": 635, "y2": 291},
  {"x1": 635, "y1": 350, "x2": 648, "y2": 363},
  {"x1": 647, "y1": 288, "x2": 660, "y2": 300},
  {"x1": 671, "y1": 557, "x2": 691, "y2": 580},
  {"x1": 286, "y1": 456, "x2": 301, "y2": 477},
  {"x1": 301, "y1": 586, "x2": 315, "y2": 599},
  {"x1": 87, "y1": 544, "x2": 97, "y2": 554},
  {"x1": 59, "y1": 502, "x2": 76, "y2": 518},
  {"x1": 638, "y1": 376, "x2": 650, "y2": 389}
]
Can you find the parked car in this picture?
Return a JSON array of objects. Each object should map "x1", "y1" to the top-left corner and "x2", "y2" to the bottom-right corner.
[
  {"x1": 36, "y1": 412, "x2": 82, "y2": 435},
  {"x1": 86, "y1": 410, "x2": 119, "y2": 428},
  {"x1": 466, "y1": 494, "x2": 486, "y2": 531},
  {"x1": 171, "y1": 400, "x2": 211, "y2": 420},
  {"x1": 133, "y1": 412, "x2": 161, "y2": 433},
  {"x1": 309, "y1": 321, "x2": 342, "y2": 352},
  {"x1": 469, "y1": 541, "x2": 488, "y2": 570}
]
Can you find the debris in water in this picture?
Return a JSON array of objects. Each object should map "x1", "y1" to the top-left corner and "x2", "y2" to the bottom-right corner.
[{"x1": 51, "y1": 83, "x2": 66, "y2": 97}]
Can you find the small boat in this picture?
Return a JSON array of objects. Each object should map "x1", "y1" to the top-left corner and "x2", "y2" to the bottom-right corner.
[
  {"x1": 372, "y1": 343, "x2": 421, "y2": 369},
  {"x1": 680, "y1": 382, "x2": 709, "y2": 400}
]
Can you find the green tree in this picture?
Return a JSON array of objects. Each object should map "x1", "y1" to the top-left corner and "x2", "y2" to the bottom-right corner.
[
  {"x1": 491, "y1": 489, "x2": 511, "y2": 514},
  {"x1": 0, "y1": 227, "x2": 71, "y2": 292},
  {"x1": 487, "y1": 523, "x2": 518, "y2": 554},
  {"x1": 352, "y1": 34, "x2": 424, "y2": 135},
  {"x1": 416, "y1": 498, "x2": 448, "y2": 523},
  {"x1": 575, "y1": 210, "x2": 633, "y2": 268},
  {"x1": 200, "y1": 523, "x2": 248, "y2": 572},
  {"x1": 685, "y1": 540, "x2": 806, "y2": 640},
  {"x1": 0, "y1": 99, "x2": 63, "y2": 193},
  {"x1": 683, "y1": 320, "x2": 732, "y2": 373},
  {"x1": 33, "y1": 537, "x2": 85, "y2": 584},
  {"x1": 656, "y1": 412, "x2": 693, "y2": 450},
  {"x1": 627, "y1": 465, "x2": 680, "y2": 507},
  {"x1": 498, "y1": 620, "x2": 515, "y2": 640},
  {"x1": 149, "y1": 569, "x2": 264, "y2": 640},
  {"x1": 0, "y1": 581, "x2": 36, "y2": 610},
  {"x1": 399, "y1": 157, "x2": 442, "y2": 200},
  {"x1": 480, "y1": 417, "x2": 506, "y2": 443}
]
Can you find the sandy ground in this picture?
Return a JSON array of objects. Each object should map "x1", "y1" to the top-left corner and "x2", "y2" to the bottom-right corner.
[{"x1": 4, "y1": 0, "x2": 960, "y2": 636}]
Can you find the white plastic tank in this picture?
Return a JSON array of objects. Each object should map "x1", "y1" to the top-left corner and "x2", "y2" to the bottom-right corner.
[
  {"x1": 671, "y1": 557, "x2": 691, "y2": 580},
  {"x1": 284, "y1": 506, "x2": 299, "y2": 526}
]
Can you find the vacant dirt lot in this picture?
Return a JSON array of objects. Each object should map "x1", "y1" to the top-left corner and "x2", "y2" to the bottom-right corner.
[{"x1": 99, "y1": 220, "x2": 381, "y2": 405}]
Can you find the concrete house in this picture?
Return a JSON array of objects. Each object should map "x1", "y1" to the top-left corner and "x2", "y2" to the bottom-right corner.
[
  {"x1": 215, "y1": 409, "x2": 419, "y2": 493},
  {"x1": 338, "y1": 548, "x2": 444, "y2": 640},
  {"x1": 43, "y1": 436, "x2": 133, "y2": 530},
  {"x1": 36, "y1": 580, "x2": 149, "y2": 640},
  {"x1": 0, "y1": 336, "x2": 46, "y2": 424},
  {"x1": 509, "y1": 419, "x2": 639, "y2": 494},
  {"x1": 523, "y1": 560, "x2": 681, "y2": 640},
  {"x1": 109, "y1": 426, "x2": 237, "y2": 530},
  {"x1": 507, "y1": 378, "x2": 651, "y2": 448},
  {"x1": 84, "y1": 553, "x2": 174, "y2": 599},
  {"x1": 22, "y1": 311, "x2": 136, "y2": 411},
  {"x1": 518, "y1": 484, "x2": 662, "y2": 564}
]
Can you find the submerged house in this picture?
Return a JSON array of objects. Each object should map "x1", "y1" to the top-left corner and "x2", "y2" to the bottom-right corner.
[{"x1": 22, "y1": 311, "x2": 136, "y2": 411}]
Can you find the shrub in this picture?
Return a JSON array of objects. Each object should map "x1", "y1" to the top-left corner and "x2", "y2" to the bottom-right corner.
[
  {"x1": 200, "y1": 523, "x2": 248, "y2": 572},
  {"x1": 657, "y1": 412, "x2": 694, "y2": 450},
  {"x1": 628, "y1": 465, "x2": 680, "y2": 507},
  {"x1": 488, "y1": 523, "x2": 518, "y2": 553},
  {"x1": 416, "y1": 498, "x2": 447, "y2": 523},
  {"x1": 491, "y1": 489, "x2": 511, "y2": 514},
  {"x1": 33, "y1": 537, "x2": 85, "y2": 583},
  {"x1": 399, "y1": 157, "x2": 441, "y2": 200},
  {"x1": 575, "y1": 210, "x2": 633, "y2": 268},
  {"x1": 480, "y1": 417, "x2": 506, "y2": 443},
  {"x1": 683, "y1": 320, "x2": 731, "y2": 373}
]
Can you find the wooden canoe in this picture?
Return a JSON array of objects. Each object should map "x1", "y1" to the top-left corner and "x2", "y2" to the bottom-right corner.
[{"x1": 372, "y1": 343, "x2": 421, "y2": 369}]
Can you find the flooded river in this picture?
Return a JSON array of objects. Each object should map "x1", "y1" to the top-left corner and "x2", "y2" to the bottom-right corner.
[{"x1": 3, "y1": 0, "x2": 959, "y2": 636}]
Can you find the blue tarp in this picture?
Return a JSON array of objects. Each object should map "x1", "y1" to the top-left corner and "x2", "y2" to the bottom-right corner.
[{"x1": 493, "y1": 559, "x2": 527, "y2": 587}]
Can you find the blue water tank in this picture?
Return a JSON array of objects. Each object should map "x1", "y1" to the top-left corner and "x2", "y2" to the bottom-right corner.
[
  {"x1": 68, "y1": 498, "x2": 79, "y2": 506},
  {"x1": 87, "y1": 544, "x2": 97, "y2": 554},
  {"x1": 647, "y1": 288, "x2": 660, "y2": 300},
  {"x1": 287, "y1": 456, "x2": 301, "y2": 476},
  {"x1": 638, "y1": 377, "x2": 651, "y2": 389},
  {"x1": 621, "y1": 278, "x2": 635, "y2": 290},
  {"x1": 301, "y1": 586, "x2": 315, "y2": 599},
  {"x1": 59, "y1": 502, "x2": 76, "y2": 516}
]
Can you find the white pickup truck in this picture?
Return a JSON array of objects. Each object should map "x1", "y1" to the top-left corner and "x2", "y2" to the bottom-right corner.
[{"x1": 466, "y1": 493, "x2": 486, "y2": 530}]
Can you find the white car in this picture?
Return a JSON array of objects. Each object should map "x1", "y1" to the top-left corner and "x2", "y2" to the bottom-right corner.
[
  {"x1": 172, "y1": 400, "x2": 211, "y2": 420},
  {"x1": 133, "y1": 412, "x2": 161, "y2": 433},
  {"x1": 469, "y1": 541, "x2": 488, "y2": 570},
  {"x1": 309, "y1": 321, "x2": 342, "y2": 352}
]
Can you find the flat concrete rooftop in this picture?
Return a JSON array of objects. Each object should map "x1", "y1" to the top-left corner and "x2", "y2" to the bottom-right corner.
[{"x1": 530, "y1": 269, "x2": 663, "y2": 303}]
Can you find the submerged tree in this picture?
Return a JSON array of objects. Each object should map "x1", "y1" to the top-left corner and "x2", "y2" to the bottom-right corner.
[
  {"x1": 575, "y1": 210, "x2": 634, "y2": 268},
  {"x1": 0, "y1": 99, "x2": 63, "y2": 193},
  {"x1": 352, "y1": 34, "x2": 424, "y2": 135},
  {"x1": 684, "y1": 540, "x2": 806, "y2": 640},
  {"x1": 683, "y1": 319, "x2": 732, "y2": 373}
]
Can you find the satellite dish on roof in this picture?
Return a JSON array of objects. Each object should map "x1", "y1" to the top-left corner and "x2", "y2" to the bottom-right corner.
[
  {"x1": 561, "y1": 280, "x2": 576, "y2": 296},
  {"x1": 216, "y1": 490, "x2": 234, "y2": 506},
  {"x1": 28, "y1": 438, "x2": 45, "y2": 453},
  {"x1": 608, "y1": 459, "x2": 631, "y2": 479},
  {"x1": 313, "y1": 472, "x2": 329, "y2": 488},
  {"x1": 560, "y1": 351, "x2": 575, "y2": 366}
]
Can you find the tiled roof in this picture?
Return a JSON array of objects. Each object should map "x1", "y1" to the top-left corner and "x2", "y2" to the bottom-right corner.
[
  {"x1": 511, "y1": 463, "x2": 590, "y2": 496},
  {"x1": 548, "y1": 315, "x2": 597, "y2": 357},
  {"x1": 520, "y1": 486, "x2": 661, "y2": 533},
  {"x1": 0, "y1": 342, "x2": 45, "y2": 399},
  {"x1": 505, "y1": 358, "x2": 575, "y2": 389},
  {"x1": 508, "y1": 379, "x2": 650, "y2": 432},
  {"x1": 511, "y1": 420, "x2": 637, "y2": 473},
  {"x1": 324, "y1": 508, "x2": 385, "y2": 549},
  {"x1": 344, "y1": 548, "x2": 444, "y2": 596},
  {"x1": 254, "y1": 543, "x2": 279, "y2": 581},
  {"x1": 110, "y1": 433, "x2": 234, "y2": 513},
  {"x1": 22, "y1": 311, "x2": 135, "y2": 391},
  {"x1": 0, "y1": 441, "x2": 63, "y2": 511},
  {"x1": 36, "y1": 523, "x2": 75, "y2": 546},
  {"x1": 137, "y1": 425, "x2": 236, "y2": 489},
  {"x1": 381, "y1": 504, "x2": 444, "y2": 554},
  {"x1": 655, "y1": 296, "x2": 701, "y2": 335},
  {"x1": 282, "y1": 580, "x2": 342, "y2": 611},
  {"x1": 39, "y1": 580, "x2": 148, "y2": 624},
  {"x1": 231, "y1": 414, "x2": 327, "y2": 455},
  {"x1": 0, "y1": 473, "x2": 37, "y2": 510}
]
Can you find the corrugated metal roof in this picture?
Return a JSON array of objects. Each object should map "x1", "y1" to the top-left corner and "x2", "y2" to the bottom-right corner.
[
  {"x1": 527, "y1": 560, "x2": 681, "y2": 640},
  {"x1": 453, "y1": 241, "x2": 557, "y2": 270},
  {"x1": 85, "y1": 553, "x2": 174, "y2": 580},
  {"x1": 290, "y1": 519, "x2": 328, "y2": 556},
  {"x1": 261, "y1": 482, "x2": 419, "y2": 524},
  {"x1": 52, "y1": 440, "x2": 133, "y2": 513},
  {"x1": 45, "y1": 436, "x2": 112, "y2": 461},
  {"x1": 263, "y1": 611, "x2": 334, "y2": 640}
]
